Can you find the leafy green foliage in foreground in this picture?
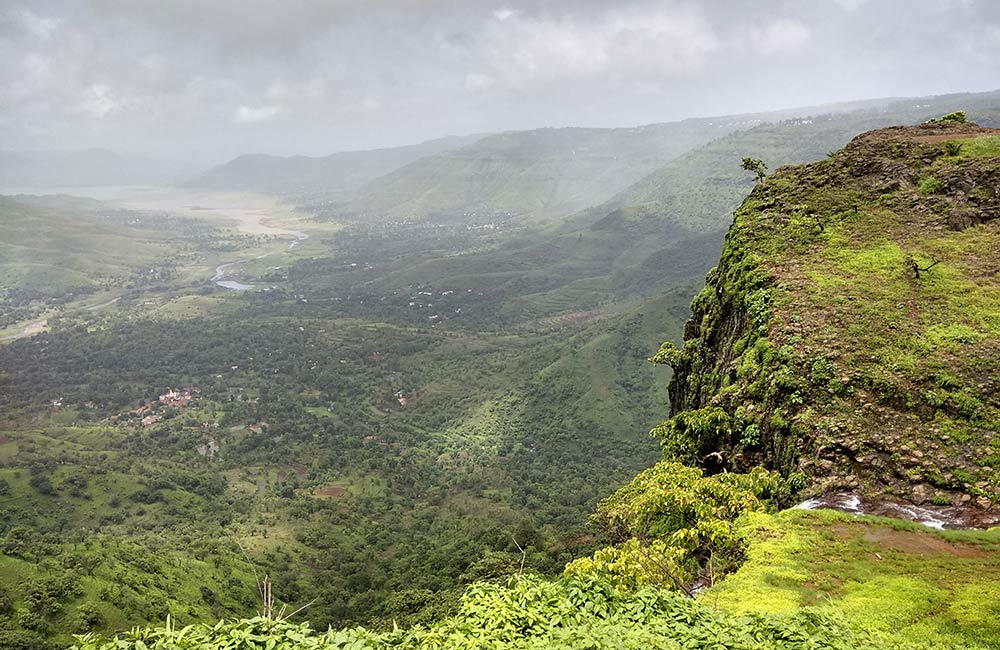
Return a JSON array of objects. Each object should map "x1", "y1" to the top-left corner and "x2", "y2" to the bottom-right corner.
[
  {"x1": 72, "y1": 574, "x2": 877, "y2": 650},
  {"x1": 70, "y1": 505, "x2": 1000, "y2": 650},
  {"x1": 566, "y1": 462, "x2": 790, "y2": 590}
]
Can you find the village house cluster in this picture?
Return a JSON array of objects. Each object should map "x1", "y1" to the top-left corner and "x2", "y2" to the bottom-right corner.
[{"x1": 125, "y1": 388, "x2": 196, "y2": 427}]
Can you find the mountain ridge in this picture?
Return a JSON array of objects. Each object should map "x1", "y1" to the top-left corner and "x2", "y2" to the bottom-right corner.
[{"x1": 183, "y1": 134, "x2": 484, "y2": 200}]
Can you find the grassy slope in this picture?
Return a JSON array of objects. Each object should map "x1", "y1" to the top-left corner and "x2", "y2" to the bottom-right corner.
[
  {"x1": 710, "y1": 509, "x2": 1000, "y2": 649},
  {"x1": 0, "y1": 196, "x2": 182, "y2": 299},
  {"x1": 336, "y1": 120, "x2": 739, "y2": 223},
  {"x1": 67, "y1": 508, "x2": 1000, "y2": 650},
  {"x1": 0, "y1": 427, "x2": 259, "y2": 646}
]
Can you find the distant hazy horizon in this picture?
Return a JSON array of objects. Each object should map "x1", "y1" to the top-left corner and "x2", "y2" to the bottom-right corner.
[
  {"x1": 0, "y1": 88, "x2": 996, "y2": 176},
  {"x1": 3, "y1": 0, "x2": 1000, "y2": 162}
]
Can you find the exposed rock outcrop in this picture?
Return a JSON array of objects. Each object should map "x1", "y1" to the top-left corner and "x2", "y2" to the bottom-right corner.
[{"x1": 655, "y1": 121, "x2": 1000, "y2": 515}]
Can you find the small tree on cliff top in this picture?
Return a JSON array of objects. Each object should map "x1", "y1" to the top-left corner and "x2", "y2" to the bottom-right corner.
[{"x1": 741, "y1": 157, "x2": 768, "y2": 183}]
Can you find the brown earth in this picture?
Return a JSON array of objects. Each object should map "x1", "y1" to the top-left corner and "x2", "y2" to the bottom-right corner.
[
  {"x1": 909, "y1": 130, "x2": 1000, "y2": 144},
  {"x1": 276, "y1": 463, "x2": 307, "y2": 484},
  {"x1": 828, "y1": 522, "x2": 987, "y2": 557},
  {"x1": 862, "y1": 527, "x2": 987, "y2": 557},
  {"x1": 314, "y1": 485, "x2": 347, "y2": 497}
]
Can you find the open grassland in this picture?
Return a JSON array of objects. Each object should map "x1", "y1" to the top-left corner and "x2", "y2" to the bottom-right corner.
[{"x1": 710, "y1": 508, "x2": 1000, "y2": 649}]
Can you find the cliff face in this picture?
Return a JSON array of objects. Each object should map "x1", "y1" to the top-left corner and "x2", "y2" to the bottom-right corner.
[{"x1": 656, "y1": 120, "x2": 1000, "y2": 510}]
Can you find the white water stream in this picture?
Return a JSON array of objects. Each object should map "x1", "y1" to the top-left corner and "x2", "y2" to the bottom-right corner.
[{"x1": 793, "y1": 491, "x2": 997, "y2": 529}]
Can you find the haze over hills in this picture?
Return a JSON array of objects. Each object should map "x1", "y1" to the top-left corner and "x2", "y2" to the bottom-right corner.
[
  {"x1": 330, "y1": 121, "x2": 737, "y2": 223},
  {"x1": 0, "y1": 150, "x2": 196, "y2": 189},
  {"x1": 186, "y1": 94, "x2": 972, "y2": 226},
  {"x1": 187, "y1": 118, "x2": 744, "y2": 218},
  {"x1": 183, "y1": 134, "x2": 483, "y2": 200},
  {"x1": 301, "y1": 96, "x2": 970, "y2": 223}
]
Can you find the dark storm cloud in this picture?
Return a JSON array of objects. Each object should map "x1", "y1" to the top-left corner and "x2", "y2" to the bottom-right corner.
[{"x1": 2, "y1": 0, "x2": 999, "y2": 161}]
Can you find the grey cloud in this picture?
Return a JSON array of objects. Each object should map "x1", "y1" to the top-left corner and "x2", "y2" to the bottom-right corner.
[{"x1": 1, "y1": 0, "x2": 999, "y2": 161}]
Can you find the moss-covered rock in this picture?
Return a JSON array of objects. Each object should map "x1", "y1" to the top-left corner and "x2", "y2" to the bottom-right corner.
[{"x1": 658, "y1": 120, "x2": 1000, "y2": 510}]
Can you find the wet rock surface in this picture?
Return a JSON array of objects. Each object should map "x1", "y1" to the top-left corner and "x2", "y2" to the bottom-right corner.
[{"x1": 794, "y1": 492, "x2": 1000, "y2": 530}]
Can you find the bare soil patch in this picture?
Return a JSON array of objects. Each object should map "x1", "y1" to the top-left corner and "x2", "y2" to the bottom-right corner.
[
  {"x1": 861, "y1": 527, "x2": 987, "y2": 557},
  {"x1": 909, "y1": 131, "x2": 1000, "y2": 144},
  {"x1": 276, "y1": 464, "x2": 307, "y2": 484},
  {"x1": 830, "y1": 522, "x2": 986, "y2": 557},
  {"x1": 314, "y1": 484, "x2": 347, "y2": 497}
]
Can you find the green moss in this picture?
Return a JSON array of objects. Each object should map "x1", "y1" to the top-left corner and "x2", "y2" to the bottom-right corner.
[
  {"x1": 923, "y1": 323, "x2": 983, "y2": 347},
  {"x1": 828, "y1": 240, "x2": 905, "y2": 280},
  {"x1": 917, "y1": 177, "x2": 943, "y2": 195},
  {"x1": 708, "y1": 509, "x2": 1000, "y2": 649},
  {"x1": 946, "y1": 135, "x2": 1000, "y2": 159}
]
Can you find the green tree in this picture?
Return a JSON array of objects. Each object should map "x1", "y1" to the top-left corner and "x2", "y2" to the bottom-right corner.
[
  {"x1": 77, "y1": 603, "x2": 104, "y2": 631},
  {"x1": 928, "y1": 110, "x2": 967, "y2": 124},
  {"x1": 741, "y1": 157, "x2": 768, "y2": 183}
]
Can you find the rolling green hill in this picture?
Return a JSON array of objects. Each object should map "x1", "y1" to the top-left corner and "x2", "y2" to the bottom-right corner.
[
  {"x1": 184, "y1": 135, "x2": 483, "y2": 201},
  {"x1": 0, "y1": 194, "x2": 229, "y2": 329},
  {"x1": 331, "y1": 121, "x2": 733, "y2": 223}
]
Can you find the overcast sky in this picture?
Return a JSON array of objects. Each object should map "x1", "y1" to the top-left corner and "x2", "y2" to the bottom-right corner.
[{"x1": 2, "y1": 0, "x2": 1000, "y2": 161}]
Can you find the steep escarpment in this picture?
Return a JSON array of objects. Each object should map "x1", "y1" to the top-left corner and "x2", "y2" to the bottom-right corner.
[{"x1": 655, "y1": 119, "x2": 1000, "y2": 513}]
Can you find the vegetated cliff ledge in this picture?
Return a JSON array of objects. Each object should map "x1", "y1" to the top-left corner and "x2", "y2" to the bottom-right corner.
[{"x1": 653, "y1": 119, "x2": 1000, "y2": 523}]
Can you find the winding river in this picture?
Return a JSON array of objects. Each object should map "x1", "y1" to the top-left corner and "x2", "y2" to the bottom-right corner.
[{"x1": 211, "y1": 230, "x2": 308, "y2": 290}]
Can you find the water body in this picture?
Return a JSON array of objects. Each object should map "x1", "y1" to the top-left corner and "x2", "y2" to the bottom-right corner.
[
  {"x1": 794, "y1": 491, "x2": 1000, "y2": 529},
  {"x1": 211, "y1": 230, "x2": 307, "y2": 290}
]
